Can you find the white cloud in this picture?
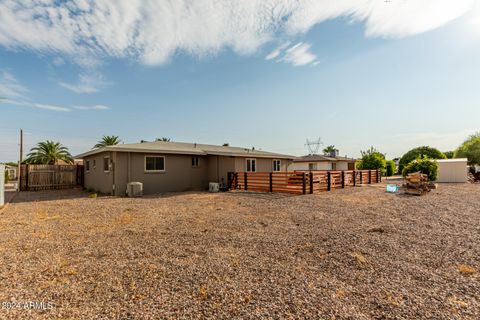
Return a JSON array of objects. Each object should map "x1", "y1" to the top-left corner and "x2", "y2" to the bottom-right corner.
[
  {"x1": 59, "y1": 72, "x2": 111, "y2": 94},
  {"x1": 0, "y1": 1, "x2": 475, "y2": 66},
  {"x1": 72, "y1": 104, "x2": 110, "y2": 110},
  {"x1": 0, "y1": 71, "x2": 28, "y2": 99},
  {"x1": 265, "y1": 42, "x2": 318, "y2": 66},
  {"x1": 33, "y1": 103, "x2": 70, "y2": 112}
]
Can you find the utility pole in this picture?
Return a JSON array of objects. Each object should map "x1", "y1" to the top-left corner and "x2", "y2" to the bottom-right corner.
[{"x1": 18, "y1": 129, "x2": 23, "y2": 192}]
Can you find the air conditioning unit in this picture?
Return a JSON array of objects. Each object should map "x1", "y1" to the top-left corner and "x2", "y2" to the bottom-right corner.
[
  {"x1": 126, "y1": 182, "x2": 143, "y2": 197},
  {"x1": 209, "y1": 182, "x2": 220, "y2": 192}
]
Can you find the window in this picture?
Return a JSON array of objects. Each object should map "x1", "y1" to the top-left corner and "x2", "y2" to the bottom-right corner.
[
  {"x1": 331, "y1": 162, "x2": 337, "y2": 170},
  {"x1": 86, "y1": 160, "x2": 90, "y2": 172},
  {"x1": 145, "y1": 156, "x2": 165, "y2": 172},
  {"x1": 192, "y1": 156, "x2": 199, "y2": 167},
  {"x1": 104, "y1": 156, "x2": 110, "y2": 172},
  {"x1": 308, "y1": 163, "x2": 317, "y2": 171},
  {"x1": 246, "y1": 158, "x2": 256, "y2": 172},
  {"x1": 273, "y1": 159, "x2": 281, "y2": 172}
]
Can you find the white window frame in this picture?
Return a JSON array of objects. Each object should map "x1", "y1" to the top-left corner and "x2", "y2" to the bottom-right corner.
[
  {"x1": 144, "y1": 155, "x2": 166, "y2": 173},
  {"x1": 273, "y1": 159, "x2": 281, "y2": 172},
  {"x1": 86, "y1": 160, "x2": 90, "y2": 172},
  {"x1": 103, "y1": 156, "x2": 111, "y2": 173},
  {"x1": 192, "y1": 156, "x2": 199, "y2": 168},
  {"x1": 246, "y1": 158, "x2": 257, "y2": 172},
  {"x1": 308, "y1": 163, "x2": 318, "y2": 171}
]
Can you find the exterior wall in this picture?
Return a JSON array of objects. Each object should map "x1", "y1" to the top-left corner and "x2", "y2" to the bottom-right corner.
[
  {"x1": 84, "y1": 151, "x2": 114, "y2": 194},
  {"x1": 207, "y1": 155, "x2": 236, "y2": 184},
  {"x1": 234, "y1": 157, "x2": 289, "y2": 173},
  {"x1": 128, "y1": 153, "x2": 209, "y2": 195},
  {"x1": 437, "y1": 161, "x2": 468, "y2": 183}
]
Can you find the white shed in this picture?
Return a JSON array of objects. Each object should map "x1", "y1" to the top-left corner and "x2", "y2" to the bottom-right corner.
[{"x1": 436, "y1": 158, "x2": 468, "y2": 183}]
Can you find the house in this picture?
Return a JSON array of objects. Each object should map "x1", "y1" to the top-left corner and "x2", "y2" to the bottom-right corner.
[
  {"x1": 5, "y1": 165, "x2": 17, "y2": 180},
  {"x1": 75, "y1": 141, "x2": 295, "y2": 196},
  {"x1": 289, "y1": 153, "x2": 356, "y2": 171}
]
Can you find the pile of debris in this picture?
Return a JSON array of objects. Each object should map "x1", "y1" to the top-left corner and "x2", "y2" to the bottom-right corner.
[
  {"x1": 468, "y1": 172, "x2": 480, "y2": 183},
  {"x1": 403, "y1": 172, "x2": 437, "y2": 196}
]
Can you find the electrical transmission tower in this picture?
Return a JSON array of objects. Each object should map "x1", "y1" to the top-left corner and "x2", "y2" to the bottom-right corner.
[{"x1": 305, "y1": 138, "x2": 323, "y2": 155}]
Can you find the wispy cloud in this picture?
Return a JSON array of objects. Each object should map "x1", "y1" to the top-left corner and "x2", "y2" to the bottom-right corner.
[
  {"x1": 72, "y1": 105, "x2": 110, "y2": 110},
  {"x1": 59, "y1": 72, "x2": 111, "y2": 94},
  {"x1": 0, "y1": 70, "x2": 28, "y2": 99},
  {"x1": 33, "y1": 103, "x2": 70, "y2": 112},
  {"x1": 0, "y1": 1, "x2": 474, "y2": 66},
  {"x1": 265, "y1": 42, "x2": 318, "y2": 66}
]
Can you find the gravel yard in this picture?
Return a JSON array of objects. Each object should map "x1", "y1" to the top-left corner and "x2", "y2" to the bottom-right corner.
[{"x1": 0, "y1": 183, "x2": 479, "y2": 319}]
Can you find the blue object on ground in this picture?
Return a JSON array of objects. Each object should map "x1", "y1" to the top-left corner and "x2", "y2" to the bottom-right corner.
[{"x1": 386, "y1": 184, "x2": 399, "y2": 193}]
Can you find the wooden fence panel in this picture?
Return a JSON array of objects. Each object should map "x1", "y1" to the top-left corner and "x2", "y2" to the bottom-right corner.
[{"x1": 20, "y1": 164, "x2": 84, "y2": 191}]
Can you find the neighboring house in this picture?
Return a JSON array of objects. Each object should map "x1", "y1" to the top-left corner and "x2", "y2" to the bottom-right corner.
[
  {"x1": 289, "y1": 154, "x2": 356, "y2": 171},
  {"x1": 76, "y1": 141, "x2": 295, "y2": 196},
  {"x1": 5, "y1": 165, "x2": 17, "y2": 180}
]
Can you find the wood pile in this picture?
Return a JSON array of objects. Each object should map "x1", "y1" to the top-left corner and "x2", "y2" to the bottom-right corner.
[{"x1": 403, "y1": 172, "x2": 436, "y2": 196}]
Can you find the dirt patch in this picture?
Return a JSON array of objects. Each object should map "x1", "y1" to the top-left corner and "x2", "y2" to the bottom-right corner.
[{"x1": 0, "y1": 183, "x2": 479, "y2": 319}]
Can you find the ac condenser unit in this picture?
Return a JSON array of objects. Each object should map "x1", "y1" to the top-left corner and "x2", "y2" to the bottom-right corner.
[
  {"x1": 209, "y1": 182, "x2": 220, "y2": 192},
  {"x1": 126, "y1": 182, "x2": 143, "y2": 197}
]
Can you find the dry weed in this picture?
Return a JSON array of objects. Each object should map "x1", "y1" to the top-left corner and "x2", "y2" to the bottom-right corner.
[
  {"x1": 457, "y1": 264, "x2": 476, "y2": 275},
  {"x1": 352, "y1": 252, "x2": 367, "y2": 265}
]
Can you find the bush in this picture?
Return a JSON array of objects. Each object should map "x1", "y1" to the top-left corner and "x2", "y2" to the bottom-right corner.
[
  {"x1": 385, "y1": 160, "x2": 396, "y2": 176},
  {"x1": 356, "y1": 146, "x2": 387, "y2": 175},
  {"x1": 398, "y1": 146, "x2": 446, "y2": 173},
  {"x1": 402, "y1": 157, "x2": 439, "y2": 181},
  {"x1": 454, "y1": 132, "x2": 480, "y2": 166}
]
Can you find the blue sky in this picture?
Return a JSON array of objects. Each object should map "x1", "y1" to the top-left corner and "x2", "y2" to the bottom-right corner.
[{"x1": 1, "y1": 1, "x2": 480, "y2": 162}]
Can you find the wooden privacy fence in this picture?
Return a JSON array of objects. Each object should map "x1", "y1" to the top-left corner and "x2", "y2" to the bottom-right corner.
[
  {"x1": 227, "y1": 169, "x2": 380, "y2": 195},
  {"x1": 20, "y1": 164, "x2": 84, "y2": 191}
]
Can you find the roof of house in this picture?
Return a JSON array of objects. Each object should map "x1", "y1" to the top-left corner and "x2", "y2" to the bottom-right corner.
[
  {"x1": 75, "y1": 141, "x2": 295, "y2": 159},
  {"x1": 293, "y1": 154, "x2": 356, "y2": 163}
]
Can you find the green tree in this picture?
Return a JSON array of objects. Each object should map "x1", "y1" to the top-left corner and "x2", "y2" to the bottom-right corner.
[
  {"x1": 323, "y1": 145, "x2": 337, "y2": 155},
  {"x1": 155, "y1": 137, "x2": 171, "y2": 142},
  {"x1": 402, "y1": 157, "x2": 439, "y2": 181},
  {"x1": 94, "y1": 135, "x2": 121, "y2": 148},
  {"x1": 356, "y1": 146, "x2": 387, "y2": 174},
  {"x1": 443, "y1": 151, "x2": 454, "y2": 159},
  {"x1": 398, "y1": 146, "x2": 446, "y2": 173},
  {"x1": 385, "y1": 160, "x2": 396, "y2": 176},
  {"x1": 454, "y1": 132, "x2": 480, "y2": 166},
  {"x1": 25, "y1": 140, "x2": 73, "y2": 165}
]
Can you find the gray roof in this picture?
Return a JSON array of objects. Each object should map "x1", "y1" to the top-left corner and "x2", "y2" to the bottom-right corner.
[
  {"x1": 75, "y1": 141, "x2": 295, "y2": 159},
  {"x1": 293, "y1": 154, "x2": 356, "y2": 162}
]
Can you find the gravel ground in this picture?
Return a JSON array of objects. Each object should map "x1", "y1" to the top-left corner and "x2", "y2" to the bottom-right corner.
[{"x1": 0, "y1": 183, "x2": 479, "y2": 319}]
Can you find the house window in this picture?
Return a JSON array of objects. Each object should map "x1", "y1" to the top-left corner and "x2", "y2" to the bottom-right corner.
[
  {"x1": 246, "y1": 158, "x2": 256, "y2": 172},
  {"x1": 104, "y1": 156, "x2": 110, "y2": 172},
  {"x1": 86, "y1": 160, "x2": 90, "y2": 172},
  {"x1": 308, "y1": 163, "x2": 317, "y2": 171},
  {"x1": 331, "y1": 162, "x2": 337, "y2": 170},
  {"x1": 145, "y1": 156, "x2": 165, "y2": 172},
  {"x1": 273, "y1": 159, "x2": 281, "y2": 172},
  {"x1": 192, "y1": 156, "x2": 199, "y2": 167}
]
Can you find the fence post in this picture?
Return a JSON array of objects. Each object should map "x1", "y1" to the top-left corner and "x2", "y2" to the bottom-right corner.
[
  {"x1": 341, "y1": 171, "x2": 345, "y2": 188},
  {"x1": 244, "y1": 172, "x2": 248, "y2": 191},
  {"x1": 360, "y1": 170, "x2": 363, "y2": 185},
  {"x1": 235, "y1": 173, "x2": 238, "y2": 189},
  {"x1": 353, "y1": 170, "x2": 356, "y2": 186},
  {"x1": 309, "y1": 172, "x2": 313, "y2": 194},
  {"x1": 227, "y1": 172, "x2": 232, "y2": 190},
  {"x1": 327, "y1": 172, "x2": 331, "y2": 191},
  {"x1": 302, "y1": 172, "x2": 306, "y2": 195},
  {"x1": 377, "y1": 169, "x2": 380, "y2": 183},
  {"x1": 369, "y1": 170, "x2": 372, "y2": 184},
  {"x1": 269, "y1": 172, "x2": 273, "y2": 192}
]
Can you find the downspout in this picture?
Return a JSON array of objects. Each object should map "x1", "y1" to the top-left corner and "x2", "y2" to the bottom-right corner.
[
  {"x1": 217, "y1": 155, "x2": 220, "y2": 182},
  {"x1": 112, "y1": 151, "x2": 116, "y2": 196},
  {"x1": 127, "y1": 152, "x2": 131, "y2": 183}
]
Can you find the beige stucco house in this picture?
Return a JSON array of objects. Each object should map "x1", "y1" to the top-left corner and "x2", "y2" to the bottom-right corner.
[
  {"x1": 76, "y1": 141, "x2": 295, "y2": 196},
  {"x1": 289, "y1": 154, "x2": 356, "y2": 171}
]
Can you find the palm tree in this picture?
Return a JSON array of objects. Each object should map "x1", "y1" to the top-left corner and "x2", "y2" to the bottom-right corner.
[
  {"x1": 25, "y1": 140, "x2": 73, "y2": 164},
  {"x1": 94, "y1": 135, "x2": 121, "y2": 148},
  {"x1": 155, "y1": 137, "x2": 171, "y2": 142},
  {"x1": 323, "y1": 145, "x2": 337, "y2": 155}
]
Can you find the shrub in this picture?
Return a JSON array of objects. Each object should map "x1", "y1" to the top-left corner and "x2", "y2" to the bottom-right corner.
[
  {"x1": 402, "y1": 157, "x2": 439, "y2": 181},
  {"x1": 443, "y1": 151, "x2": 454, "y2": 159},
  {"x1": 454, "y1": 132, "x2": 480, "y2": 166},
  {"x1": 356, "y1": 147, "x2": 387, "y2": 175},
  {"x1": 385, "y1": 160, "x2": 396, "y2": 176},
  {"x1": 398, "y1": 146, "x2": 446, "y2": 173}
]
